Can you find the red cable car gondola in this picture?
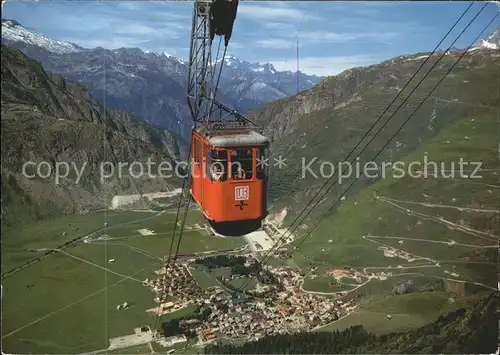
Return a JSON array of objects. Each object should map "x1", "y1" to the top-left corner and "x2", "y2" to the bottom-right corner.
[
  {"x1": 186, "y1": 0, "x2": 269, "y2": 236},
  {"x1": 190, "y1": 124, "x2": 269, "y2": 236}
]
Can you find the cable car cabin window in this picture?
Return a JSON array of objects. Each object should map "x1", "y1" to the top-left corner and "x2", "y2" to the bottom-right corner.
[
  {"x1": 207, "y1": 149, "x2": 227, "y2": 182},
  {"x1": 256, "y1": 147, "x2": 268, "y2": 180},
  {"x1": 193, "y1": 139, "x2": 201, "y2": 165},
  {"x1": 230, "y1": 149, "x2": 253, "y2": 180}
]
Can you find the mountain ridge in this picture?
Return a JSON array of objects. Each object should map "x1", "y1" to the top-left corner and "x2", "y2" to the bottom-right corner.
[
  {"x1": 1, "y1": 19, "x2": 323, "y2": 141},
  {"x1": 1, "y1": 18, "x2": 323, "y2": 77},
  {"x1": 2, "y1": 19, "x2": 86, "y2": 54},
  {"x1": 473, "y1": 27, "x2": 500, "y2": 50}
]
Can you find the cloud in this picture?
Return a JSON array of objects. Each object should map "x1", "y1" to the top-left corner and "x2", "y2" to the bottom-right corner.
[
  {"x1": 270, "y1": 55, "x2": 380, "y2": 76},
  {"x1": 71, "y1": 37, "x2": 149, "y2": 50},
  {"x1": 255, "y1": 38, "x2": 296, "y2": 49},
  {"x1": 253, "y1": 30, "x2": 400, "y2": 49},
  {"x1": 237, "y1": 3, "x2": 316, "y2": 22},
  {"x1": 299, "y1": 31, "x2": 400, "y2": 44},
  {"x1": 228, "y1": 42, "x2": 244, "y2": 49},
  {"x1": 117, "y1": 2, "x2": 139, "y2": 11},
  {"x1": 261, "y1": 22, "x2": 297, "y2": 31},
  {"x1": 114, "y1": 23, "x2": 180, "y2": 38},
  {"x1": 20, "y1": 2, "x2": 190, "y2": 52}
]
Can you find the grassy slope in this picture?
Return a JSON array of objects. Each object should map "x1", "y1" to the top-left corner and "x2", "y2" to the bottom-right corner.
[
  {"x1": 292, "y1": 108, "x2": 498, "y2": 295},
  {"x1": 265, "y1": 51, "x2": 498, "y2": 213},
  {"x1": 319, "y1": 291, "x2": 490, "y2": 334}
]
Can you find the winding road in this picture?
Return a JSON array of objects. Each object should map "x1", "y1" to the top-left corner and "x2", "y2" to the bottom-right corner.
[{"x1": 299, "y1": 193, "x2": 499, "y2": 297}]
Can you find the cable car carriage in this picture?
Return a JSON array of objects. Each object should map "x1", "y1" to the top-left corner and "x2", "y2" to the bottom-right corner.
[
  {"x1": 185, "y1": 0, "x2": 268, "y2": 236},
  {"x1": 190, "y1": 123, "x2": 269, "y2": 236}
]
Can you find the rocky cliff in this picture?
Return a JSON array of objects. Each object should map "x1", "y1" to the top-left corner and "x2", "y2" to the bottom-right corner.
[{"x1": 1, "y1": 45, "x2": 186, "y2": 226}]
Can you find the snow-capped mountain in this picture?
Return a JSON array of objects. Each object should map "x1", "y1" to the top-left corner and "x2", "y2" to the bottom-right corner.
[
  {"x1": 1, "y1": 19, "x2": 85, "y2": 54},
  {"x1": 473, "y1": 28, "x2": 500, "y2": 50},
  {"x1": 214, "y1": 55, "x2": 323, "y2": 111},
  {"x1": 1, "y1": 19, "x2": 323, "y2": 140}
]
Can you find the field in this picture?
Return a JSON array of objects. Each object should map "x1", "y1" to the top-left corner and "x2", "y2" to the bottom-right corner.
[
  {"x1": 1, "y1": 208, "x2": 246, "y2": 354},
  {"x1": 317, "y1": 291, "x2": 489, "y2": 335},
  {"x1": 106, "y1": 344, "x2": 153, "y2": 354},
  {"x1": 2, "y1": 210, "x2": 155, "y2": 272},
  {"x1": 190, "y1": 265, "x2": 258, "y2": 294},
  {"x1": 322, "y1": 311, "x2": 430, "y2": 335},
  {"x1": 189, "y1": 266, "x2": 230, "y2": 290}
]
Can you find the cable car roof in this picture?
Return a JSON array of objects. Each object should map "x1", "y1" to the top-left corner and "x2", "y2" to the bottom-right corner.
[{"x1": 195, "y1": 125, "x2": 269, "y2": 148}]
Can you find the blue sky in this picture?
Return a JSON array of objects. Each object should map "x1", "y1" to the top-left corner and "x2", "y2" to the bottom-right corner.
[{"x1": 2, "y1": 1, "x2": 499, "y2": 76}]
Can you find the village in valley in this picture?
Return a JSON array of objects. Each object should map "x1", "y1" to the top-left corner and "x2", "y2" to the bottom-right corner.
[
  {"x1": 105, "y1": 208, "x2": 364, "y2": 352},
  {"x1": 101, "y1": 199, "x2": 449, "y2": 354}
]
